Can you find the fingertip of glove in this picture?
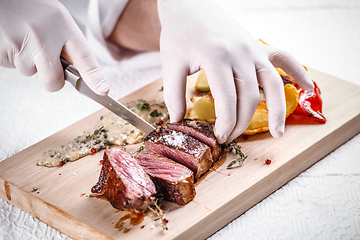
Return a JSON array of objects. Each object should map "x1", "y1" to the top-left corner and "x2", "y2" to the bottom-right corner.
[
  {"x1": 214, "y1": 121, "x2": 235, "y2": 144},
  {"x1": 43, "y1": 79, "x2": 65, "y2": 93},
  {"x1": 93, "y1": 82, "x2": 110, "y2": 96},
  {"x1": 167, "y1": 105, "x2": 186, "y2": 123},
  {"x1": 303, "y1": 80, "x2": 314, "y2": 92},
  {"x1": 215, "y1": 131, "x2": 228, "y2": 144},
  {"x1": 169, "y1": 114, "x2": 183, "y2": 124},
  {"x1": 271, "y1": 125, "x2": 284, "y2": 139},
  {"x1": 85, "y1": 71, "x2": 110, "y2": 95},
  {"x1": 298, "y1": 73, "x2": 314, "y2": 91}
]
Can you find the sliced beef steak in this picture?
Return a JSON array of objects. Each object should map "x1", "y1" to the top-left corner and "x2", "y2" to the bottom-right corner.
[
  {"x1": 167, "y1": 119, "x2": 221, "y2": 161},
  {"x1": 91, "y1": 147, "x2": 156, "y2": 212},
  {"x1": 136, "y1": 152, "x2": 196, "y2": 205},
  {"x1": 144, "y1": 128, "x2": 212, "y2": 180}
]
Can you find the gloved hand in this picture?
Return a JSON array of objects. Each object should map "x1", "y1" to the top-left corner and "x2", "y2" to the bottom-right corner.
[
  {"x1": 157, "y1": 0, "x2": 314, "y2": 144},
  {"x1": 0, "y1": 0, "x2": 109, "y2": 95}
]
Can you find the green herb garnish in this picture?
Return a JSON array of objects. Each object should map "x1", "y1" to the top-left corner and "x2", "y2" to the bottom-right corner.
[
  {"x1": 132, "y1": 145, "x2": 145, "y2": 155},
  {"x1": 150, "y1": 110, "x2": 160, "y2": 117},
  {"x1": 159, "y1": 101, "x2": 166, "y2": 108},
  {"x1": 82, "y1": 126, "x2": 107, "y2": 144},
  {"x1": 225, "y1": 140, "x2": 248, "y2": 168},
  {"x1": 137, "y1": 102, "x2": 150, "y2": 111},
  {"x1": 148, "y1": 198, "x2": 168, "y2": 230}
]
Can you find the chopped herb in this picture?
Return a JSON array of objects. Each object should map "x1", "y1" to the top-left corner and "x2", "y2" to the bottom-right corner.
[
  {"x1": 150, "y1": 110, "x2": 160, "y2": 117},
  {"x1": 159, "y1": 101, "x2": 166, "y2": 108},
  {"x1": 225, "y1": 140, "x2": 248, "y2": 168},
  {"x1": 81, "y1": 126, "x2": 107, "y2": 144},
  {"x1": 148, "y1": 198, "x2": 168, "y2": 231},
  {"x1": 132, "y1": 145, "x2": 145, "y2": 155},
  {"x1": 137, "y1": 102, "x2": 150, "y2": 111}
]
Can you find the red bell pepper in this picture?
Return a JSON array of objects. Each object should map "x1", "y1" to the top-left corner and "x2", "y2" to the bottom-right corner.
[{"x1": 286, "y1": 80, "x2": 326, "y2": 124}]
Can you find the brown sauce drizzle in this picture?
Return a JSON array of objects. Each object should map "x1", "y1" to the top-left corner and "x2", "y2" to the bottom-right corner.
[
  {"x1": 195, "y1": 151, "x2": 227, "y2": 187},
  {"x1": 115, "y1": 212, "x2": 146, "y2": 233},
  {"x1": 89, "y1": 193, "x2": 108, "y2": 201}
]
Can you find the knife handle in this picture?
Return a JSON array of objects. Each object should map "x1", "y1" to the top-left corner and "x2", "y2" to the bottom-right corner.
[
  {"x1": 60, "y1": 57, "x2": 70, "y2": 71},
  {"x1": 60, "y1": 57, "x2": 80, "y2": 88}
]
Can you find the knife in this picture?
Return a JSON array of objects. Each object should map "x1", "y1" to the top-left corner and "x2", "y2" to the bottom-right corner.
[{"x1": 60, "y1": 57, "x2": 156, "y2": 134}]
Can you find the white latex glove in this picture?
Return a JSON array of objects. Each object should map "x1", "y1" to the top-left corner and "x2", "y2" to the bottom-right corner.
[
  {"x1": 0, "y1": 0, "x2": 109, "y2": 95},
  {"x1": 157, "y1": 0, "x2": 314, "y2": 144}
]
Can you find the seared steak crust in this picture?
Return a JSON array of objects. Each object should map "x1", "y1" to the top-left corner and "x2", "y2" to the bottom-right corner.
[
  {"x1": 167, "y1": 119, "x2": 221, "y2": 161},
  {"x1": 145, "y1": 128, "x2": 212, "y2": 180},
  {"x1": 91, "y1": 147, "x2": 156, "y2": 212},
  {"x1": 136, "y1": 152, "x2": 196, "y2": 205}
]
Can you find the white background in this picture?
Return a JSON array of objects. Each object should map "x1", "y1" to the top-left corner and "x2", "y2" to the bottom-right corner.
[{"x1": 1, "y1": 0, "x2": 360, "y2": 239}]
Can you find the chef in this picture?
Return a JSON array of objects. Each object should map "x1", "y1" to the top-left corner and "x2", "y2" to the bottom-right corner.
[{"x1": 0, "y1": 0, "x2": 314, "y2": 144}]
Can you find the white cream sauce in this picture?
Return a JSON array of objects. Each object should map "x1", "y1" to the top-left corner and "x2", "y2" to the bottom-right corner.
[{"x1": 38, "y1": 100, "x2": 168, "y2": 167}]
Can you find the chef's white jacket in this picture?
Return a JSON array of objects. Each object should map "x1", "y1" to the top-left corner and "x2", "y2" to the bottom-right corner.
[{"x1": 60, "y1": 0, "x2": 163, "y2": 99}]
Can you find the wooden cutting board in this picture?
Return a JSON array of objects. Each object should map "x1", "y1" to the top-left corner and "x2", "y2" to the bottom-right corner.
[{"x1": 1, "y1": 69, "x2": 360, "y2": 240}]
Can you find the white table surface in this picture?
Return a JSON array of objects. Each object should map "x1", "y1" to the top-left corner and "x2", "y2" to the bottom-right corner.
[{"x1": 1, "y1": 0, "x2": 360, "y2": 239}]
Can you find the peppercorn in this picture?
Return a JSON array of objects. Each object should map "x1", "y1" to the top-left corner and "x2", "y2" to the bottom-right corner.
[{"x1": 91, "y1": 147, "x2": 96, "y2": 154}]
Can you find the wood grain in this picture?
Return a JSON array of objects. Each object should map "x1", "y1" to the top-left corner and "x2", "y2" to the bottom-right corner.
[{"x1": 1, "y1": 69, "x2": 360, "y2": 240}]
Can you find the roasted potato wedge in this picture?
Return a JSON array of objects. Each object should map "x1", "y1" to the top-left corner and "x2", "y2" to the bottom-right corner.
[
  {"x1": 188, "y1": 92, "x2": 216, "y2": 123},
  {"x1": 243, "y1": 83, "x2": 299, "y2": 135},
  {"x1": 195, "y1": 69, "x2": 211, "y2": 92},
  {"x1": 195, "y1": 67, "x2": 293, "y2": 91},
  {"x1": 188, "y1": 79, "x2": 299, "y2": 135}
]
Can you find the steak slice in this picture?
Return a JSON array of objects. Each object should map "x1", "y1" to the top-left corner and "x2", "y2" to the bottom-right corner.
[
  {"x1": 91, "y1": 147, "x2": 156, "y2": 212},
  {"x1": 144, "y1": 128, "x2": 212, "y2": 180},
  {"x1": 136, "y1": 152, "x2": 196, "y2": 205},
  {"x1": 167, "y1": 119, "x2": 221, "y2": 161}
]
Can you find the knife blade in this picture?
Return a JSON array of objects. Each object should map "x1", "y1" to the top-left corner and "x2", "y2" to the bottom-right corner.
[{"x1": 60, "y1": 58, "x2": 156, "y2": 134}]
